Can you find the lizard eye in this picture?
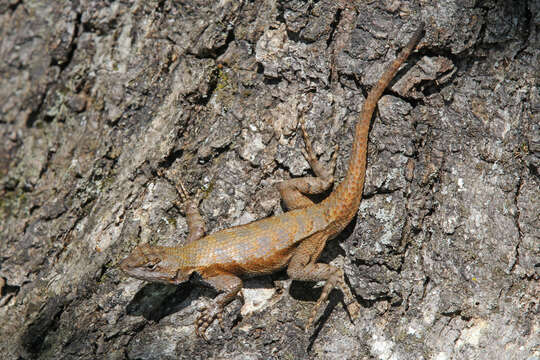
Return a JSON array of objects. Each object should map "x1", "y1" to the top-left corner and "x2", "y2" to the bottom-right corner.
[{"x1": 146, "y1": 262, "x2": 158, "y2": 270}]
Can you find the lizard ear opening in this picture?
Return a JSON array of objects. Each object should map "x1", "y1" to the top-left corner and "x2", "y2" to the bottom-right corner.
[{"x1": 145, "y1": 262, "x2": 159, "y2": 271}]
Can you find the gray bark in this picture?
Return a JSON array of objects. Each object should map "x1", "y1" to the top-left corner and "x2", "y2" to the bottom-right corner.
[{"x1": 0, "y1": 0, "x2": 538, "y2": 359}]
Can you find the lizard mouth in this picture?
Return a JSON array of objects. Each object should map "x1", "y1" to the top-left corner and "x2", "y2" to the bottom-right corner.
[
  {"x1": 118, "y1": 258, "x2": 137, "y2": 274},
  {"x1": 118, "y1": 260, "x2": 175, "y2": 285}
]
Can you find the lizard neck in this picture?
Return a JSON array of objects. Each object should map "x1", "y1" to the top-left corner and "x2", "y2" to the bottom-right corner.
[{"x1": 325, "y1": 23, "x2": 424, "y2": 223}]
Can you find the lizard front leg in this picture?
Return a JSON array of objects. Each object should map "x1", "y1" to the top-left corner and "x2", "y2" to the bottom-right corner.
[
  {"x1": 179, "y1": 186, "x2": 206, "y2": 245},
  {"x1": 278, "y1": 120, "x2": 338, "y2": 210},
  {"x1": 287, "y1": 233, "x2": 360, "y2": 329},
  {"x1": 195, "y1": 273, "x2": 243, "y2": 340},
  {"x1": 159, "y1": 170, "x2": 206, "y2": 244}
]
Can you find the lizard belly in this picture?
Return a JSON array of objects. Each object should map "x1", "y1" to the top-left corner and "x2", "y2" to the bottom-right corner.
[{"x1": 235, "y1": 241, "x2": 298, "y2": 277}]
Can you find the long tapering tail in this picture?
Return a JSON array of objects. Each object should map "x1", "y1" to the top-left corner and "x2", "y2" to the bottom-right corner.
[{"x1": 327, "y1": 22, "x2": 425, "y2": 223}]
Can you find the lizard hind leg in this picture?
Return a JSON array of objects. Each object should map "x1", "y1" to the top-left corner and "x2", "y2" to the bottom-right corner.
[
  {"x1": 287, "y1": 233, "x2": 360, "y2": 329},
  {"x1": 277, "y1": 120, "x2": 338, "y2": 210}
]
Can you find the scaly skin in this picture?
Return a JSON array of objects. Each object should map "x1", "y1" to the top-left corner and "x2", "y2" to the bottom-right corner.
[{"x1": 120, "y1": 22, "x2": 425, "y2": 340}]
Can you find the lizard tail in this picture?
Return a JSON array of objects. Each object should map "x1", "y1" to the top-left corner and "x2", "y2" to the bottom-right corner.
[{"x1": 327, "y1": 22, "x2": 425, "y2": 221}]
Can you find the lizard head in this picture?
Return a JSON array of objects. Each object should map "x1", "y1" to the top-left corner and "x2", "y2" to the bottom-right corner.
[{"x1": 119, "y1": 243, "x2": 191, "y2": 285}]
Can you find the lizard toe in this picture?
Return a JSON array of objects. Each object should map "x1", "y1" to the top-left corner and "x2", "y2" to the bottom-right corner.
[
  {"x1": 195, "y1": 303, "x2": 224, "y2": 340},
  {"x1": 216, "y1": 311, "x2": 225, "y2": 331},
  {"x1": 347, "y1": 301, "x2": 361, "y2": 322},
  {"x1": 195, "y1": 311, "x2": 212, "y2": 340},
  {"x1": 306, "y1": 305, "x2": 319, "y2": 331}
]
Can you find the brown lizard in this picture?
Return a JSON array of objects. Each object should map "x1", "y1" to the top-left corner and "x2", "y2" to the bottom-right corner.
[{"x1": 120, "y1": 22, "x2": 425, "y2": 339}]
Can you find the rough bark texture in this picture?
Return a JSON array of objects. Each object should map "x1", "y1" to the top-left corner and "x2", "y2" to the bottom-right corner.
[{"x1": 0, "y1": 0, "x2": 538, "y2": 359}]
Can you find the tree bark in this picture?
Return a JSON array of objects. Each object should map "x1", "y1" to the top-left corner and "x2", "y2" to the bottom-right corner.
[{"x1": 0, "y1": 0, "x2": 538, "y2": 359}]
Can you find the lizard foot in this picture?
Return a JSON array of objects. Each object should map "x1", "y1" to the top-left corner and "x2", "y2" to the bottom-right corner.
[
  {"x1": 157, "y1": 169, "x2": 202, "y2": 209},
  {"x1": 304, "y1": 269, "x2": 344, "y2": 331},
  {"x1": 304, "y1": 299, "x2": 361, "y2": 331},
  {"x1": 298, "y1": 117, "x2": 338, "y2": 181},
  {"x1": 195, "y1": 303, "x2": 224, "y2": 340}
]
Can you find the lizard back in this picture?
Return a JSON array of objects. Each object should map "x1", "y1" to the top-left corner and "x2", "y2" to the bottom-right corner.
[{"x1": 171, "y1": 204, "x2": 331, "y2": 276}]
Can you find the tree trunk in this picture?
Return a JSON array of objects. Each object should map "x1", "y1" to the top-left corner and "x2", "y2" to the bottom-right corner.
[{"x1": 1, "y1": 0, "x2": 538, "y2": 359}]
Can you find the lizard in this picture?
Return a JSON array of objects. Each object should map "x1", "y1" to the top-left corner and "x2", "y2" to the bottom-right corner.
[{"x1": 120, "y1": 22, "x2": 425, "y2": 340}]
